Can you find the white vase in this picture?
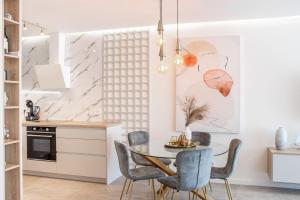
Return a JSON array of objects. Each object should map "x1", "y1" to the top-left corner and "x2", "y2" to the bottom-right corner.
[
  {"x1": 275, "y1": 127, "x2": 287, "y2": 150},
  {"x1": 185, "y1": 126, "x2": 192, "y2": 141}
]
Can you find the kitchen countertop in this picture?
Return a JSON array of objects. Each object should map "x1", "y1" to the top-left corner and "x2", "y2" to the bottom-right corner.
[{"x1": 22, "y1": 120, "x2": 121, "y2": 128}]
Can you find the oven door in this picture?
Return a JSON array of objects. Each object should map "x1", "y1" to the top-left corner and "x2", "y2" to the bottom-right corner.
[{"x1": 27, "y1": 133, "x2": 56, "y2": 161}]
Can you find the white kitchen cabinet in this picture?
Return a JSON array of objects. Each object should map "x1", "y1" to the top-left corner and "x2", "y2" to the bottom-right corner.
[
  {"x1": 268, "y1": 147, "x2": 300, "y2": 184},
  {"x1": 23, "y1": 122, "x2": 122, "y2": 184},
  {"x1": 57, "y1": 153, "x2": 106, "y2": 178}
]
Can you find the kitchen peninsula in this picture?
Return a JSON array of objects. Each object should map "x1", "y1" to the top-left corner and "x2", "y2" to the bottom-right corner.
[{"x1": 22, "y1": 120, "x2": 122, "y2": 184}]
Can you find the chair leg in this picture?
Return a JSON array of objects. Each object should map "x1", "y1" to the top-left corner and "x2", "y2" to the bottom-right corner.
[
  {"x1": 120, "y1": 178, "x2": 128, "y2": 200},
  {"x1": 128, "y1": 182, "x2": 134, "y2": 200},
  {"x1": 188, "y1": 192, "x2": 191, "y2": 200},
  {"x1": 224, "y1": 179, "x2": 233, "y2": 200},
  {"x1": 202, "y1": 188, "x2": 207, "y2": 200},
  {"x1": 151, "y1": 179, "x2": 156, "y2": 200},
  {"x1": 171, "y1": 189, "x2": 175, "y2": 200},
  {"x1": 209, "y1": 181, "x2": 212, "y2": 192},
  {"x1": 126, "y1": 180, "x2": 132, "y2": 194}
]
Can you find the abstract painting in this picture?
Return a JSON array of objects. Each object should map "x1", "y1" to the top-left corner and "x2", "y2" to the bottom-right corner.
[{"x1": 176, "y1": 36, "x2": 240, "y2": 133}]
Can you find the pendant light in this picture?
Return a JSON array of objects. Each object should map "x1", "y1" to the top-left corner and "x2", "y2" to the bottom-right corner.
[
  {"x1": 157, "y1": 0, "x2": 168, "y2": 73},
  {"x1": 174, "y1": 0, "x2": 183, "y2": 66}
]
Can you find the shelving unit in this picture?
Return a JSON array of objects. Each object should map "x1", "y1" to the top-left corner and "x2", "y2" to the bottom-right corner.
[{"x1": 2, "y1": 0, "x2": 22, "y2": 200}]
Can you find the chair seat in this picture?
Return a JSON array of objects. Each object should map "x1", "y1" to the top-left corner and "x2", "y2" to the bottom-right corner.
[
  {"x1": 134, "y1": 154, "x2": 172, "y2": 166},
  {"x1": 130, "y1": 166, "x2": 165, "y2": 181},
  {"x1": 210, "y1": 167, "x2": 228, "y2": 179},
  {"x1": 157, "y1": 175, "x2": 178, "y2": 189}
]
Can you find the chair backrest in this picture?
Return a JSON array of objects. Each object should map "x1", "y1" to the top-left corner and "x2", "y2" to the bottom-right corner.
[
  {"x1": 176, "y1": 148, "x2": 213, "y2": 191},
  {"x1": 224, "y1": 139, "x2": 242, "y2": 177},
  {"x1": 114, "y1": 141, "x2": 132, "y2": 179},
  {"x1": 127, "y1": 131, "x2": 150, "y2": 165},
  {"x1": 192, "y1": 132, "x2": 211, "y2": 146},
  {"x1": 128, "y1": 131, "x2": 149, "y2": 146}
]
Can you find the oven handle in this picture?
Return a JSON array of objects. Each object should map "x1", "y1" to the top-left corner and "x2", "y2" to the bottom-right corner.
[{"x1": 27, "y1": 134, "x2": 53, "y2": 138}]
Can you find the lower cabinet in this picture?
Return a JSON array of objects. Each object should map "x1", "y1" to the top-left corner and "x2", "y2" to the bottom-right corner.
[{"x1": 57, "y1": 153, "x2": 107, "y2": 178}]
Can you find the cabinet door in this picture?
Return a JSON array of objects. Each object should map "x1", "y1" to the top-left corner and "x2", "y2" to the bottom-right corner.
[
  {"x1": 57, "y1": 138, "x2": 106, "y2": 156},
  {"x1": 57, "y1": 127, "x2": 106, "y2": 140},
  {"x1": 273, "y1": 154, "x2": 300, "y2": 184},
  {"x1": 57, "y1": 153, "x2": 106, "y2": 178}
]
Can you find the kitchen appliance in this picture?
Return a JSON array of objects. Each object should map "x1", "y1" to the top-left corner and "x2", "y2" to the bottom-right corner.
[
  {"x1": 27, "y1": 126, "x2": 56, "y2": 161},
  {"x1": 25, "y1": 99, "x2": 40, "y2": 121}
]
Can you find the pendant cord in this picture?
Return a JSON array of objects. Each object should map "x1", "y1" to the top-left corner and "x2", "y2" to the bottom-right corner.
[
  {"x1": 160, "y1": 0, "x2": 163, "y2": 24},
  {"x1": 176, "y1": 0, "x2": 179, "y2": 40}
]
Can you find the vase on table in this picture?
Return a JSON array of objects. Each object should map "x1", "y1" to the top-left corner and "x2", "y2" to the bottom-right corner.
[
  {"x1": 275, "y1": 127, "x2": 287, "y2": 150},
  {"x1": 184, "y1": 126, "x2": 192, "y2": 145}
]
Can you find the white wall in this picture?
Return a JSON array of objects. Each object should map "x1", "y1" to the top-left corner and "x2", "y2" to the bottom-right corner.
[{"x1": 149, "y1": 16, "x2": 300, "y2": 188}]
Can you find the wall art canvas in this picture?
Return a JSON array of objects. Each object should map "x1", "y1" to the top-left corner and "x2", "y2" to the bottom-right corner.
[{"x1": 176, "y1": 36, "x2": 240, "y2": 133}]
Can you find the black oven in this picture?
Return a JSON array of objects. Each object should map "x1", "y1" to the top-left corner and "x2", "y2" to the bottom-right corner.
[{"x1": 27, "y1": 126, "x2": 56, "y2": 161}]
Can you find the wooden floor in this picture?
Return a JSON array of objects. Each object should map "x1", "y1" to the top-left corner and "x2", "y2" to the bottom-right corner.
[{"x1": 23, "y1": 175, "x2": 300, "y2": 200}]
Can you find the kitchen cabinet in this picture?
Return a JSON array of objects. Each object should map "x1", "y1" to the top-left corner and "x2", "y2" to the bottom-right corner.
[{"x1": 23, "y1": 121, "x2": 122, "y2": 184}]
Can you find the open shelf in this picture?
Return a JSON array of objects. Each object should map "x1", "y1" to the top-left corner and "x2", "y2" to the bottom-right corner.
[
  {"x1": 4, "y1": 18, "x2": 19, "y2": 26},
  {"x1": 4, "y1": 106, "x2": 19, "y2": 109},
  {"x1": 4, "y1": 80, "x2": 20, "y2": 84},
  {"x1": 4, "y1": 139, "x2": 20, "y2": 146},
  {"x1": 5, "y1": 163, "x2": 20, "y2": 172},
  {"x1": 4, "y1": 53, "x2": 20, "y2": 59}
]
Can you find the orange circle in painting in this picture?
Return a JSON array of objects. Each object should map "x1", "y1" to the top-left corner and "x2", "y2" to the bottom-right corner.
[
  {"x1": 203, "y1": 69, "x2": 233, "y2": 97},
  {"x1": 183, "y1": 53, "x2": 198, "y2": 67}
]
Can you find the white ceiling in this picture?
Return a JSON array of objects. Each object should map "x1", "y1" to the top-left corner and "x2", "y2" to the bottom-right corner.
[{"x1": 23, "y1": 0, "x2": 300, "y2": 35}]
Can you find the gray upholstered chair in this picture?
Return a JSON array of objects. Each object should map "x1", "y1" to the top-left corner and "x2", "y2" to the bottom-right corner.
[
  {"x1": 158, "y1": 148, "x2": 213, "y2": 200},
  {"x1": 191, "y1": 131, "x2": 211, "y2": 146},
  {"x1": 128, "y1": 131, "x2": 172, "y2": 166},
  {"x1": 174, "y1": 131, "x2": 211, "y2": 167},
  {"x1": 114, "y1": 141, "x2": 165, "y2": 200},
  {"x1": 210, "y1": 139, "x2": 242, "y2": 200}
]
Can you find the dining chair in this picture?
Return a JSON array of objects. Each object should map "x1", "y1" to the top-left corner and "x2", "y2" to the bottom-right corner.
[
  {"x1": 210, "y1": 139, "x2": 242, "y2": 200},
  {"x1": 174, "y1": 131, "x2": 211, "y2": 167},
  {"x1": 128, "y1": 131, "x2": 172, "y2": 166},
  {"x1": 157, "y1": 148, "x2": 213, "y2": 200},
  {"x1": 114, "y1": 141, "x2": 165, "y2": 200}
]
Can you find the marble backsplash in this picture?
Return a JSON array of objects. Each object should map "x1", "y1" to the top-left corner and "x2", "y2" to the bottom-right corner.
[{"x1": 22, "y1": 33, "x2": 103, "y2": 121}]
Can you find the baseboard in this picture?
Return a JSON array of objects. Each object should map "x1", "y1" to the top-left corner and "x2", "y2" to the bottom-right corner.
[{"x1": 211, "y1": 178, "x2": 300, "y2": 190}]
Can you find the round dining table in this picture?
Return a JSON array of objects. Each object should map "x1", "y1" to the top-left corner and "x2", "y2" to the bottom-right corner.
[{"x1": 129, "y1": 139, "x2": 228, "y2": 200}]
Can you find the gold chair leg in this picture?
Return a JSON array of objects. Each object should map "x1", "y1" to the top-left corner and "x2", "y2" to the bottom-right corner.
[
  {"x1": 171, "y1": 189, "x2": 175, "y2": 200},
  {"x1": 151, "y1": 179, "x2": 156, "y2": 200},
  {"x1": 120, "y1": 178, "x2": 128, "y2": 200},
  {"x1": 189, "y1": 192, "x2": 192, "y2": 200},
  {"x1": 225, "y1": 179, "x2": 233, "y2": 200},
  {"x1": 202, "y1": 188, "x2": 207, "y2": 200},
  {"x1": 128, "y1": 182, "x2": 134, "y2": 200},
  {"x1": 126, "y1": 180, "x2": 132, "y2": 194}
]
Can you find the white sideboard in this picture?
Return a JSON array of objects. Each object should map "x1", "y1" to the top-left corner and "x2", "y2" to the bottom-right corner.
[
  {"x1": 267, "y1": 147, "x2": 300, "y2": 184},
  {"x1": 23, "y1": 121, "x2": 122, "y2": 184}
]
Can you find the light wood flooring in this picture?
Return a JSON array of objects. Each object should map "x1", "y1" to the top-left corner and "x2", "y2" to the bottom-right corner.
[{"x1": 23, "y1": 175, "x2": 300, "y2": 200}]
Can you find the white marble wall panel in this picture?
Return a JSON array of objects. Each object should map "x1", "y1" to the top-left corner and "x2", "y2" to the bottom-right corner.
[{"x1": 22, "y1": 33, "x2": 103, "y2": 121}]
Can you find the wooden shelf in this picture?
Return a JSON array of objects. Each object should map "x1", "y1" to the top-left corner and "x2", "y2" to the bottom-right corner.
[
  {"x1": 5, "y1": 163, "x2": 20, "y2": 172},
  {"x1": 4, "y1": 53, "x2": 20, "y2": 59},
  {"x1": 4, "y1": 80, "x2": 19, "y2": 84},
  {"x1": 4, "y1": 139, "x2": 20, "y2": 146},
  {"x1": 4, "y1": 18, "x2": 19, "y2": 26},
  {"x1": 4, "y1": 106, "x2": 19, "y2": 109}
]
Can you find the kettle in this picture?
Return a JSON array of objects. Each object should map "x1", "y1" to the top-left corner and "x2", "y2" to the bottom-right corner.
[{"x1": 25, "y1": 100, "x2": 40, "y2": 121}]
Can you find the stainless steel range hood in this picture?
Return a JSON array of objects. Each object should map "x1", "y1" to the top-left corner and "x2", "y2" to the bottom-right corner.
[{"x1": 34, "y1": 33, "x2": 70, "y2": 90}]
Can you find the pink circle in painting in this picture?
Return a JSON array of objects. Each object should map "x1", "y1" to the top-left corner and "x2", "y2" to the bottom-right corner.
[{"x1": 203, "y1": 69, "x2": 233, "y2": 97}]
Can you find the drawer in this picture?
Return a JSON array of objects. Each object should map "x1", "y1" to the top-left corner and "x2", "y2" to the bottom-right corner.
[
  {"x1": 23, "y1": 159, "x2": 57, "y2": 173},
  {"x1": 57, "y1": 127, "x2": 106, "y2": 140},
  {"x1": 273, "y1": 154, "x2": 300, "y2": 184},
  {"x1": 57, "y1": 153, "x2": 106, "y2": 178},
  {"x1": 57, "y1": 138, "x2": 106, "y2": 156}
]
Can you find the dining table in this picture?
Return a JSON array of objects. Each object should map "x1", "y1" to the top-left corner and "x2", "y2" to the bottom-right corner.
[{"x1": 129, "y1": 139, "x2": 228, "y2": 200}]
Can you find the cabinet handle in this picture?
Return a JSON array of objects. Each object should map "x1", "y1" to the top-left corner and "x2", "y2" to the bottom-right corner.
[{"x1": 27, "y1": 134, "x2": 53, "y2": 138}]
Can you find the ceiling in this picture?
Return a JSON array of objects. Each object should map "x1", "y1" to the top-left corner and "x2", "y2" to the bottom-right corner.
[{"x1": 23, "y1": 0, "x2": 300, "y2": 35}]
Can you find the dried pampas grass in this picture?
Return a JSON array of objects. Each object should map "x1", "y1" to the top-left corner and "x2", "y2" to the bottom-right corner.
[{"x1": 182, "y1": 96, "x2": 208, "y2": 127}]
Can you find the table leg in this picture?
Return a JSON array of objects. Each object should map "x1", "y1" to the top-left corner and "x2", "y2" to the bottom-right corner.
[{"x1": 144, "y1": 156, "x2": 215, "y2": 200}]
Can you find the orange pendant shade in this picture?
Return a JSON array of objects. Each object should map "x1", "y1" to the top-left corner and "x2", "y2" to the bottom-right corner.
[{"x1": 183, "y1": 53, "x2": 198, "y2": 67}]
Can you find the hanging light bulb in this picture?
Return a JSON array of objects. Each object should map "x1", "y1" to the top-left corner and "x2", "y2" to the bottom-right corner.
[
  {"x1": 174, "y1": 0, "x2": 183, "y2": 66},
  {"x1": 158, "y1": 45, "x2": 168, "y2": 73},
  {"x1": 23, "y1": 22, "x2": 28, "y2": 31},
  {"x1": 40, "y1": 28, "x2": 45, "y2": 36}
]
